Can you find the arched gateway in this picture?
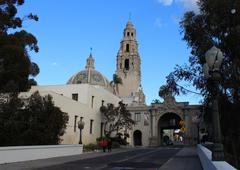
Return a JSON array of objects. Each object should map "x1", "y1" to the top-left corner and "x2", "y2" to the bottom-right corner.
[
  {"x1": 126, "y1": 91, "x2": 202, "y2": 147},
  {"x1": 158, "y1": 112, "x2": 182, "y2": 145},
  {"x1": 146, "y1": 93, "x2": 202, "y2": 146}
]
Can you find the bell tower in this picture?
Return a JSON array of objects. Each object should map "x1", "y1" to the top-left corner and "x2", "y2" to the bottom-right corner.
[{"x1": 116, "y1": 20, "x2": 145, "y2": 104}]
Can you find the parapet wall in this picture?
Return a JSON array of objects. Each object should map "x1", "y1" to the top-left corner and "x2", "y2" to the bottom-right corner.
[
  {"x1": 0, "y1": 144, "x2": 83, "y2": 164},
  {"x1": 197, "y1": 144, "x2": 236, "y2": 170}
]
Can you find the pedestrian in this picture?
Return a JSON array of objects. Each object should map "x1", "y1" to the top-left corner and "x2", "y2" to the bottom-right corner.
[
  {"x1": 100, "y1": 138, "x2": 108, "y2": 152},
  {"x1": 107, "y1": 138, "x2": 112, "y2": 152}
]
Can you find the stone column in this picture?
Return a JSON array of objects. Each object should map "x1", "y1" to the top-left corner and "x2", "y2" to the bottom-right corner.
[{"x1": 149, "y1": 109, "x2": 158, "y2": 147}]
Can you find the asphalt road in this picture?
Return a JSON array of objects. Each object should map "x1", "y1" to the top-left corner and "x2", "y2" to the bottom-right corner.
[{"x1": 36, "y1": 147, "x2": 181, "y2": 170}]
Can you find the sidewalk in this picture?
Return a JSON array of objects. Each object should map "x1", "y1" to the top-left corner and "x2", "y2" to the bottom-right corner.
[
  {"x1": 160, "y1": 147, "x2": 203, "y2": 170},
  {"x1": 0, "y1": 148, "x2": 135, "y2": 170}
]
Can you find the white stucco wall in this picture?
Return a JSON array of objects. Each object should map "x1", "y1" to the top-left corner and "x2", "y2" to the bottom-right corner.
[
  {"x1": 22, "y1": 84, "x2": 120, "y2": 145},
  {"x1": 131, "y1": 111, "x2": 150, "y2": 146},
  {"x1": 0, "y1": 145, "x2": 83, "y2": 164}
]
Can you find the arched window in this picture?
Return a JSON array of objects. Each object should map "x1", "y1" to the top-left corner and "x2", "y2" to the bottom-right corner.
[
  {"x1": 125, "y1": 59, "x2": 129, "y2": 70},
  {"x1": 126, "y1": 44, "x2": 129, "y2": 52}
]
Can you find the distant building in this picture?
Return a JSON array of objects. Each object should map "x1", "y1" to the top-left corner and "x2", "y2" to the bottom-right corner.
[{"x1": 24, "y1": 20, "x2": 201, "y2": 146}]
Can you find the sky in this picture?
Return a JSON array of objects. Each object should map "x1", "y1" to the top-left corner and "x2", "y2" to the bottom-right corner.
[{"x1": 18, "y1": 0, "x2": 202, "y2": 105}]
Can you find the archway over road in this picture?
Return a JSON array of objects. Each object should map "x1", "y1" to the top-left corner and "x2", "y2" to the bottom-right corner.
[{"x1": 158, "y1": 112, "x2": 182, "y2": 145}]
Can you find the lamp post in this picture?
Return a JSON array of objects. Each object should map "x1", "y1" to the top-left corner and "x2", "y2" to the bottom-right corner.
[
  {"x1": 203, "y1": 46, "x2": 224, "y2": 161},
  {"x1": 0, "y1": 58, "x2": 4, "y2": 72},
  {"x1": 78, "y1": 117, "x2": 85, "y2": 144}
]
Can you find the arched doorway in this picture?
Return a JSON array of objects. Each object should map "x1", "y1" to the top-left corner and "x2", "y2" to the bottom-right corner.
[
  {"x1": 158, "y1": 112, "x2": 182, "y2": 145},
  {"x1": 133, "y1": 130, "x2": 142, "y2": 146}
]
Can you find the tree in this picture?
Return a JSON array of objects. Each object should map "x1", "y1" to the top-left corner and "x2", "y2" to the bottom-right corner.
[
  {"x1": 100, "y1": 101, "x2": 134, "y2": 137},
  {"x1": 110, "y1": 74, "x2": 122, "y2": 94},
  {"x1": 0, "y1": 91, "x2": 69, "y2": 146},
  {"x1": 0, "y1": 1, "x2": 69, "y2": 147},
  {"x1": 0, "y1": 0, "x2": 39, "y2": 92},
  {"x1": 166, "y1": 0, "x2": 240, "y2": 168}
]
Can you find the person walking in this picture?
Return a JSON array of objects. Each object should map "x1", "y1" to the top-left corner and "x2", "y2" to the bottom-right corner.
[
  {"x1": 100, "y1": 138, "x2": 108, "y2": 152},
  {"x1": 107, "y1": 138, "x2": 112, "y2": 152}
]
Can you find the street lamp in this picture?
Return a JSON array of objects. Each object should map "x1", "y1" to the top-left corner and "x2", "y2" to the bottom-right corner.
[
  {"x1": 0, "y1": 58, "x2": 4, "y2": 72},
  {"x1": 203, "y1": 46, "x2": 224, "y2": 161},
  {"x1": 231, "y1": 8, "x2": 236, "y2": 14},
  {"x1": 78, "y1": 117, "x2": 85, "y2": 144}
]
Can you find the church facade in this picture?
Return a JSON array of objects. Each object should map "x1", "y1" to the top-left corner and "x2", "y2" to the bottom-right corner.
[{"x1": 25, "y1": 20, "x2": 201, "y2": 146}]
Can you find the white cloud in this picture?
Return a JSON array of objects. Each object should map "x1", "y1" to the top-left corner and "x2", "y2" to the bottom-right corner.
[
  {"x1": 158, "y1": 0, "x2": 173, "y2": 6},
  {"x1": 158, "y1": 0, "x2": 200, "y2": 13},
  {"x1": 178, "y1": 0, "x2": 199, "y2": 13},
  {"x1": 52, "y1": 62, "x2": 57, "y2": 66}
]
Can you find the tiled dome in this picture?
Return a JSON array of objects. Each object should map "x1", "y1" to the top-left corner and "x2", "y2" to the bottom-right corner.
[{"x1": 67, "y1": 53, "x2": 111, "y2": 89}]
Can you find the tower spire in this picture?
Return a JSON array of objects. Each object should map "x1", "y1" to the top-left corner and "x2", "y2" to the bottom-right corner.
[
  {"x1": 85, "y1": 50, "x2": 95, "y2": 69},
  {"x1": 90, "y1": 47, "x2": 93, "y2": 54},
  {"x1": 115, "y1": 19, "x2": 145, "y2": 104}
]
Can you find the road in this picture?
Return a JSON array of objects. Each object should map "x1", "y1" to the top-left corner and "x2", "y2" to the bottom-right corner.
[{"x1": 37, "y1": 147, "x2": 181, "y2": 170}]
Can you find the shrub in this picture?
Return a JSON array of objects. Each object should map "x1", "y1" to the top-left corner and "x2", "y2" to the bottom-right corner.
[
  {"x1": 83, "y1": 143, "x2": 100, "y2": 152},
  {"x1": 112, "y1": 141, "x2": 120, "y2": 148}
]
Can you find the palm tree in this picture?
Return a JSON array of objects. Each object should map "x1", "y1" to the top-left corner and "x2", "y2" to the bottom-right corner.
[{"x1": 111, "y1": 74, "x2": 122, "y2": 95}]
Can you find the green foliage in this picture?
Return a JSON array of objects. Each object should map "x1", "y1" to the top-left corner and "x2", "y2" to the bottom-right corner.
[
  {"x1": 111, "y1": 141, "x2": 120, "y2": 148},
  {"x1": 165, "y1": 0, "x2": 240, "y2": 168},
  {"x1": 167, "y1": 0, "x2": 240, "y2": 96},
  {"x1": 99, "y1": 101, "x2": 135, "y2": 137},
  {"x1": 0, "y1": 0, "x2": 39, "y2": 92},
  {"x1": 152, "y1": 99, "x2": 160, "y2": 103},
  {"x1": 111, "y1": 135, "x2": 128, "y2": 146},
  {"x1": 158, "y1": 85, "x2": 177, "y2": 98},
  {"x1": 83, "y1": 143, "x2": 100, "y2": 152},
  {"x1": 112, "y1": 74, "x2": 122, "y2": 84},
  {"x1": 0, "y1": 91, "x2": 69, "y2": 146},
  {"x1": 110, "y1": 74, "x2": 122, "y2": 94},
  {"x1": 96, "y1": 137, "x2": 122, "y2": 148}
]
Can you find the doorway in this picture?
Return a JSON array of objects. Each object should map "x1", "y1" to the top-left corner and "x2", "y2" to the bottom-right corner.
[{"x1": 133, "y1": 130, "x2": 142, "y2": 146}]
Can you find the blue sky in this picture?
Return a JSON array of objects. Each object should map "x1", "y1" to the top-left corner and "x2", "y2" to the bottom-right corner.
[{"x1": 19, "y1": 0, "x2": 202, "y2": 105}]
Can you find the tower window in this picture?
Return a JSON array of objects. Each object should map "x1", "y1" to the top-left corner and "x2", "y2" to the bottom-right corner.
[
  {"x1": 135, "y1": 113, "x2": 141, "y2": 122},
  {"x1": 127, "y1": 32, "x2": 130, "y2": 36},
  {"x1": 90, "y1": 119, "x2": 94, "y2": 134},
  {"x1": 131, "y1": 32, "x2": 134, "y2": 36},
  {"x1": 72, "y1": 93, "x2": 78, "y2": 101},
  {"x1": 126, "y1": 44, "x2": 129, "y2": 52},
  {"x1": 124, "y1": 59, "x2": 129, "y2": 70},
  {"x1": 91, "y1": 96, "x2": 94, "y2": 108}
]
